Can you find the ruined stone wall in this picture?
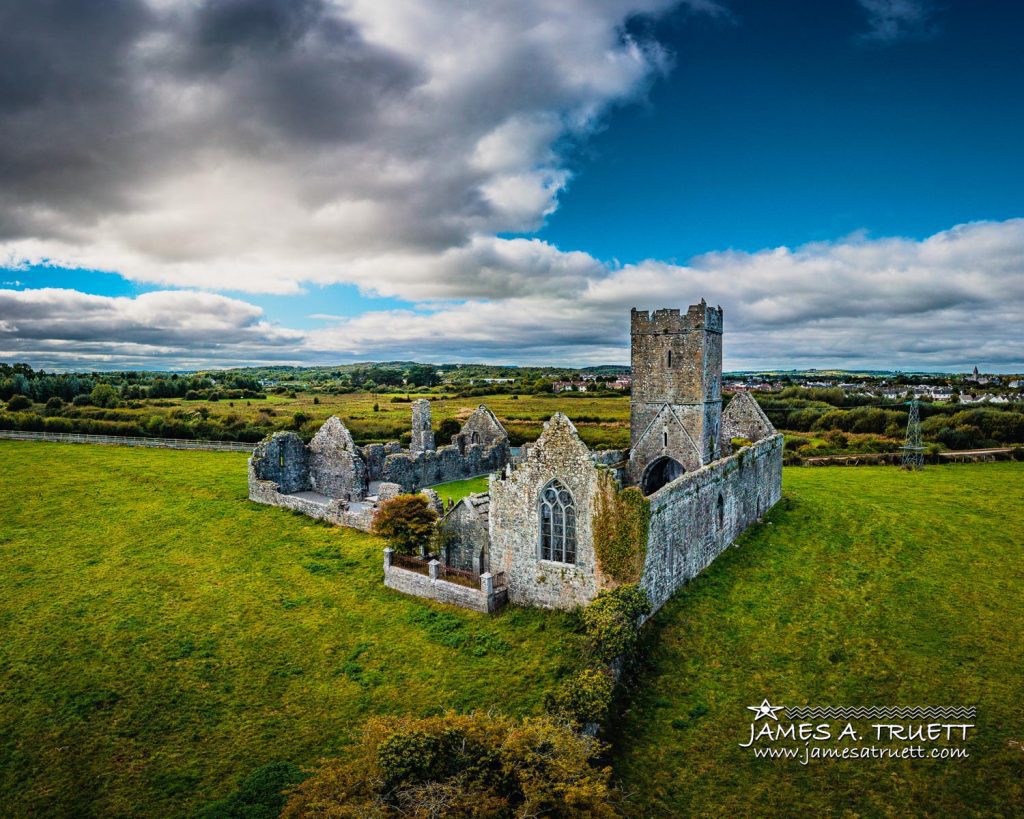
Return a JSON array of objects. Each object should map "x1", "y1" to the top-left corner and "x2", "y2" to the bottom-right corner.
[
  {"x1": 488, "y1": 414, "x2": 603, "y2": 609},
  {"x1": 249, "y1": 431, "x2": 309, "y2": 493},
  {"x1": 628, "y1": 302, "x2": 724, "y2": 485},
  {"x1": 360, "y1": 405, "x2": 509, "y2": 490},
  {"x1": 378, "y1": 440, "x2": 509, "y2": 492},
  {"x1": 629, "y1": 404, "x2": 707, "y2": 479},
  {"x1": 640, "y1": 433, "x2": 783, "y2": 613},
  {"x1": 247, "y1": 461, "x2": 375, "y2": 531},
  {"x1": 410, "y1": 399, "x2": 435, "y2": 452},
  {"x1": 308, "y1": 416, "x2": 367, "y2": 501},
  {"x1": 360, "y1": 444, "x2": 387, "y2": 482},
  {"x1": 452, "y1": 405, "x2": 506, "y2": 451},
  {"x1": 721, "y1": 391, "x2": 776, "y2": 446}
]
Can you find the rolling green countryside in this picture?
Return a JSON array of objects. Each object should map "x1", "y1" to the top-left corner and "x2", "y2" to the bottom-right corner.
[
  {"x1": 0, "y1": 441, "x2": 1021, "y2": 815},
  {"x1": 613, "y1": 463, "x2": 1024, "y2": 816},
  {"x1": 0, "y1": 442, "x2": 586, "y2": 816}
]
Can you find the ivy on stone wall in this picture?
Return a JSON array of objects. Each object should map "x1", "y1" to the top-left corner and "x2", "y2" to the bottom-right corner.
[{"x1": 592, "y1": 471, "x2": 650, "y2": 584}]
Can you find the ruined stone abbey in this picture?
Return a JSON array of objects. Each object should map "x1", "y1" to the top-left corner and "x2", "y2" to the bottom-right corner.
[{"x1": 249, "y1": 301, "x2": 783, "y2": 614}]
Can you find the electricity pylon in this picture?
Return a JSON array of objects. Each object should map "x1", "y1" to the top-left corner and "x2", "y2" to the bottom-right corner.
[{"x1": 900, "y1": 399, "x2": 924, "y2": 470}]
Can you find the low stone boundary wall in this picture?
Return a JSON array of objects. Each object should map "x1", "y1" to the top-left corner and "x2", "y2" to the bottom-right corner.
[
  {"x1": 382, "y1": 549, "x2": 507, "y2": 613},
  {"x1": 802, "y1": 447, "x2": 1019, "y2": 466},
  {"x1": 0, "y1": 429, "x2": 252, "y2": 451}
]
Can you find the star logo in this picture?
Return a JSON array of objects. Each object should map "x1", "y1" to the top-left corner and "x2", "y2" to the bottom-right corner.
[{"x1": 747, "y1": 699, "x2": 785, "y2": 721}]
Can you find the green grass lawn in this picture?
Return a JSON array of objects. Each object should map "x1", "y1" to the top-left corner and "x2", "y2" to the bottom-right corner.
[
  {"x1": 0, "y1": 441, "x2": 585, "y2": 817},
  {"x1": 612, "y1": 462, "x2": 1024, "y2": 816},
  {"x1": 429, "y1": 475, "x2": 490, "y2": 505}
]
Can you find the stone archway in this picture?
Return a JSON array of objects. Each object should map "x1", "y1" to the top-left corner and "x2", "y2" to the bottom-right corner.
[{"x1": 641, "y1": 456, "x2": 684, "y2": 495}]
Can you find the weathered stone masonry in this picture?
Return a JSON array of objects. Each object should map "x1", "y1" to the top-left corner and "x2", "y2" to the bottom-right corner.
[
  {"x1": 247, "y1": 300, "x2": 783, "y2": 616},
  {"x1": 641, "y1": 433, "x2": 783, "y2": 612},
  {"x1": 248, "y1": 402, "x2": 511, "y2": 532},
  {"x1": 489, "y1": 414, "x2": 603, "y2": 609}
]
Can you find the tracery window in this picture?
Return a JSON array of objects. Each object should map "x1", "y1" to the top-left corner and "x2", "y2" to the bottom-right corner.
[{"x1": 539, "y1": 479, "x2": 576, "y2": 564}]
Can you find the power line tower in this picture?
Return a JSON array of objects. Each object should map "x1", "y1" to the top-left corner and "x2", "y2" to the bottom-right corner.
[{"x1": 901, "y1": 399, "x2": 924, "y2": 470}]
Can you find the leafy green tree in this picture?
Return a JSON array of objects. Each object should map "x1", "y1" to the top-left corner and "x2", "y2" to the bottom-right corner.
[
  {"x1": 373, "y1": 494, "x2": 437, "y2": 555},
  {"x1": 437, "y1": 418, "x2": 460, "y2": 442},
  {"x1": 6, "y1": 394, "x2": 31, "y2": 411},
  {"x1": 90, "y1": 383, "x2": 119, "y2": 408}
]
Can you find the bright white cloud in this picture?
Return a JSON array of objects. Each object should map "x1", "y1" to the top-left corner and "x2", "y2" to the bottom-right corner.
[
  {"x1": 7, "y1": 219, "x2": 1024, "y2": 370},
  {"x1": 0, "y1": 0, "x2": 703, "y2": 297},
  {"x1": 300, "y1": 219, "x2": 1024, "y2": 369}
]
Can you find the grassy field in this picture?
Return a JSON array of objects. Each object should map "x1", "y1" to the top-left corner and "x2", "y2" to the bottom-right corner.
[
  {"x1": 0, "y1": 441, "x2": 586, "y2": 817},
  {"x1": 612, "y1": 463, "x2": 1024, "y2": 816},
  {"x1": 4, "y1": 442, "x2": 1021, "y2": 817},
  {"x1": 9, "y1": 390, "x2": 635, "y2": 449},
  {"x1": 429, "y1": 475, "x2": 490, "y2": 505}
]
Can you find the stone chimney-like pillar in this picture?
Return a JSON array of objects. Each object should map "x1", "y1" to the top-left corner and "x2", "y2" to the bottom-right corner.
[{"x1": 410, "y1": 399, "x2": 436, "y2": 452}]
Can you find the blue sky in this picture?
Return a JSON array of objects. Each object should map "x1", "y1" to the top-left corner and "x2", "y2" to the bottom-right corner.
[
  {"x1": 540, "y1": 0, "x2": 1024, "y2": 262},
  {"x1": 1, "y1": 0, "x2": 1022, "y2": 371}
]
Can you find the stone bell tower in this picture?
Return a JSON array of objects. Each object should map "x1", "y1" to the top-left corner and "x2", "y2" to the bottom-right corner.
[{"x1": 628, "y1": 301, "x2": 723, "y2": 493}]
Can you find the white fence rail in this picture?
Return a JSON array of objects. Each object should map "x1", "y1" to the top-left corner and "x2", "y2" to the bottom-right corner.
[{"x1": 0, "y1": 429, "x2": 253, "y2": 452}]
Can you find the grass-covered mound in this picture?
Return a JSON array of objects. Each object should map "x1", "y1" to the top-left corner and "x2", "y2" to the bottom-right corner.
[
  {"x1": 0, "y1": 441, "x2": 585, "y2": 817},
  {"x1": 613, "y1": 463, "x2": 1024, "y2": 816}
]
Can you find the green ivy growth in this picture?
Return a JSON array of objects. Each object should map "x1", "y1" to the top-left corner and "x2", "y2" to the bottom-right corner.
[
  {"x1": 581, "y1": 584, "x2": 652, "y2": 663},
  {"x1": 544, "y1": 666, "x2": 615, "y2": 727},
  {"x1": 592, "y1": 471, "x2": 650, "y2": 584}
]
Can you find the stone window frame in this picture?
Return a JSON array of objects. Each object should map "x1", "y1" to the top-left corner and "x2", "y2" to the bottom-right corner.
[{"x1": 538, "y1": 478, "x2": 577, "y2": 565}]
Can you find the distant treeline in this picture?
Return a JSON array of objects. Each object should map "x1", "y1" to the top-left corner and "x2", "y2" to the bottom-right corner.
[
  {"x1": 0, "y1": 363, "x2": 264, "y2": 403},
  {"x1": 758, "y1": 387, "x2": 1024, "y2": 449}
]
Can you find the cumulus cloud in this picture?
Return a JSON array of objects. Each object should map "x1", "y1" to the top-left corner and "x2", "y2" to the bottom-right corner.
[
  {"x1": 1, "y1": 1, "x2": 1017, "y2": 372},
  {"x1": 0, "y1": 0, "x2": 706, "y2": 296},
  {"x1": 856, "y1": 0, "x2": 934, "y2": 42},
  {"x1": 7, "y1": 219, "x2": 1024, "y2": 370},
  {"x1": 0, "y1": 289, "x2": 302, "y2": 369},
  {"x1": 301, "y1": 218, "x2": 1024, "y2": 370}
]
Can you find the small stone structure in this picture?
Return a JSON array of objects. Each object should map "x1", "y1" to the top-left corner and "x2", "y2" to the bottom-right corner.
[
  {"x1": 441, "y1": 493, "x2": 490, "y2": 573},
  {"x1": 248, "y1": 300, "x2": 783, "y2": 617}
]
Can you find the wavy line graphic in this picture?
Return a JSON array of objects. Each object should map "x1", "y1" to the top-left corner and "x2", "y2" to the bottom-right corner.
[{"x1": 783, "y1": 706, "x2": 976, "y2": 720}]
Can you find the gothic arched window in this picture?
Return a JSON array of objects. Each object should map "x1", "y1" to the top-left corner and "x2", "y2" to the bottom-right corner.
[{"x1": 539, "y1": 479, "x2": 576, "y2": 564}]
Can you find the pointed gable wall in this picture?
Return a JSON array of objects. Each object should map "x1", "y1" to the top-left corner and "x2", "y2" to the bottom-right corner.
[{"x1": 488, "y1": 413, "x2": 602, "y2": 609}]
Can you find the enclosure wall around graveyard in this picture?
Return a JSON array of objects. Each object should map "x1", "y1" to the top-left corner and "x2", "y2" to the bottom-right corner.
[{"x1": 641, "y1": 433, "x2": 784, "y2": 612}]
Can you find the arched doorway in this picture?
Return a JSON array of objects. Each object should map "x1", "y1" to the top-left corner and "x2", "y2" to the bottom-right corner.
[{"x1": 641, "y1": 456, "x2": 684, "y2": 495}]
